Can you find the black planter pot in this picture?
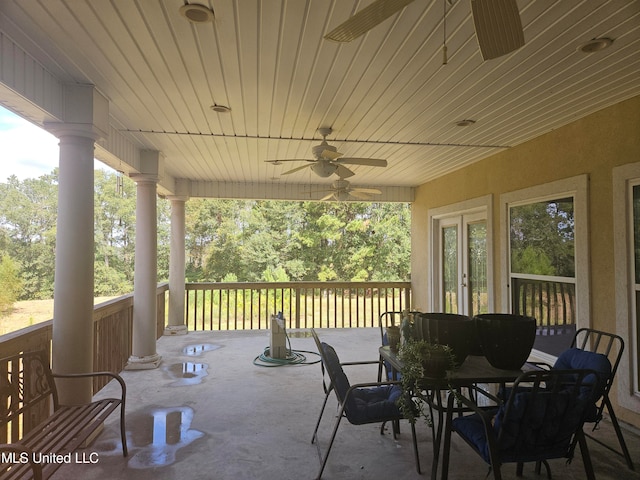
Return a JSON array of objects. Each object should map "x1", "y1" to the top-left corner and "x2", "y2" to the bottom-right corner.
[
  {"x1": 421, "y1": 351, "x2": 451, "y2": 379},
  {"x1": 473, "y1": 313, "x2": 536, "y2": 370},
  {"x1": 413, "y1": 312, "x2": 476, "y2": 367}
]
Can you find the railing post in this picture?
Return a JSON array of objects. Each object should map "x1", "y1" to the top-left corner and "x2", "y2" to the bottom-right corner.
[{"x1": 295, "y1": 287, "x2": 301, "y2": 329}]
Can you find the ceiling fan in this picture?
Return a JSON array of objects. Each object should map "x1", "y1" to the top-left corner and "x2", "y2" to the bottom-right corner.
[
  {"x1": 324, "y1": 0, "x2": 524, "y2": 61},
  {"x1": 313, "y1": 179, "x2": 383, "y2": 201},
  {"x1": 265, "y1": 127, "x2": 388, "y2": 178}
]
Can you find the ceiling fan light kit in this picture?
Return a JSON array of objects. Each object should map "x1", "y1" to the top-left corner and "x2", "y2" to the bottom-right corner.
[{"x1": 265, "y1": 127, "x2": 388, "y2": 180}]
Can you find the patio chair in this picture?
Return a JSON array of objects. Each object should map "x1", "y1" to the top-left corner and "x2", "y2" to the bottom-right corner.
[
  {"x1": 310, "y1": 329, "x2": 420, "y2": 479},
  {"x1": 378, "y1": 311, "x2": 405, "y2": 381},
  {"x1": 441, "y1": 369, "x2": 600, "y2": 480},
  {"x1": 559, "y1": 328, "x2": 634, "y2": 470}
]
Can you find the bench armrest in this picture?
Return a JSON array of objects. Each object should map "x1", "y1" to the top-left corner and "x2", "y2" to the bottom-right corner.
[
  {"x1": 53, "y1": 371, "x2": 126, "y2": 405},
  {"x1": 0, "y1": 444, "x2": 43, "y2": 480}
]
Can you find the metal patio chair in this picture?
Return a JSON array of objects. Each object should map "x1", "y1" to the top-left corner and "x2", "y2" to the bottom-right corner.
[
  {"x1": 563, "y1": 328, "x2": 634, "y2": 470},
  {"x1": 441, "y1": 369, "x2": 600, "y2": 480},
  {"x1": 310, "y1": 329, "x2": 420, "y2": 479}
]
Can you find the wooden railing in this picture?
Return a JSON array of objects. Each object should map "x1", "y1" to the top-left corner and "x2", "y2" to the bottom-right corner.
[
  {"x1": 185, "y1": 281, "x2": 412, "y2": 331},
  {"x1": 511, "y1": 276, "x2": 575, "y2": 332},
  {"x1": 0, "y1": 283, "x2": 168, "y2": 393}
]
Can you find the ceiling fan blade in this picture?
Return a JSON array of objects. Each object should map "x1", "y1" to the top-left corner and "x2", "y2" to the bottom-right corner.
[
  {"x1": 352, "y1": 187, "x2": 382, "y2": 195},
  {"x1": 282, "y1": 164, "x2": 312, "y2": 175},
  {"x1": 338, "y1": 157, "x2": 388, "y2": 167},
  {"x1": 320, "y1": 149, "x2": 343, "y2": 160},
  {"x1": 472, "y1": 0, "x2": 524, "y2": 60},
  {"x1": 335, "y1": 164, "x2": 355, "y2": 178},
  {"x1": 265, "y1": 159, "x2": 312, "y2": 164},
  {"x1": 320, "y1": 192, "x2": 336, "y2": 201},
  {"x1": 324, "y1": 0, "x2": 417, "y2": 43},
  {"x1": 349, "y1": 191, "x2": 374, "y2": 200}
]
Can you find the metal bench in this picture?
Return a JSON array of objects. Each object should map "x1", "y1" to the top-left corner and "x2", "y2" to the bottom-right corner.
[{"x1": 0, "y1": 350, "x2": 127, "y2": 479}]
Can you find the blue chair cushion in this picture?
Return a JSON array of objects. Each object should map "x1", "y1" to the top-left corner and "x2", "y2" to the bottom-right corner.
[
  {"x1": 453, "y1": 389, "x2": 586, "y2": 464},
  {"x1": 321, "y1": 342, "x2": 403, "y2": 425},
  {"x1": 553, "y1": 348, "x2": 611, "y2": 421}
]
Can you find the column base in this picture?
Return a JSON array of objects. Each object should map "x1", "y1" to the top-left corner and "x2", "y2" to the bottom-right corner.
[
  {"x1": 125, "y1": 353, "x2": 162, "y2": 370},
  {"x1": 163, "y1": 325, "x2": 189, "y2": 336}
]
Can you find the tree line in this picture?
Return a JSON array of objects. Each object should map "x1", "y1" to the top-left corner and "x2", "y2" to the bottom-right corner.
[{"x1": 0, "y1": 169, "x2": 410, "y2": 311}]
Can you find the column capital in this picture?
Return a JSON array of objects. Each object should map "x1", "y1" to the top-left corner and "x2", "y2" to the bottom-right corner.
[
  {"x1": 130, "y1": 173, "x2": 159, "y2": 184},
  {"x1": 44, "y1": 122, "x2": 103, "y2": 142}
]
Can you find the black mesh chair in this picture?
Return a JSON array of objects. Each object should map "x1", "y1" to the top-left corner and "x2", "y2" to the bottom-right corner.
[
  {"x1": 310, "y1": 329, "x2": 420, "y2": 479},
  {"x1": 565, "y1": 328, "x2": 634, "y2": 470},
  {"x1": 441, "y1": 369, "x2": 600, "y2": 480},
  {"x1": 378, "y1": 311, "x2": 405, "y2": 381}
]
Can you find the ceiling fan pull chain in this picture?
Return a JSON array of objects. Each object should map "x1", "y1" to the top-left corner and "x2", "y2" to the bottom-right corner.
[{"x1": 442, "y1": 0, "x2": 448, "y2": 65}]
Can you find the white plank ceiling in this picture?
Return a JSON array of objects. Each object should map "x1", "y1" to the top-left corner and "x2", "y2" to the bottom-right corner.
[{"x1": 1, "y1": 0, "x2": 639, "y2": 200}]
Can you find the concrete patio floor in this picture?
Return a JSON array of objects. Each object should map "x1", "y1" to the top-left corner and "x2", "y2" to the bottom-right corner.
[{"x1": 52, "y1": 328, "x2": 640, "y2": 480}]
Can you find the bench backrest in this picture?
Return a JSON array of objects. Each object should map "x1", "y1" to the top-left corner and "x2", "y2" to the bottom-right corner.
[{"x1": 0, "y1": 350, "x2": 55, "y2": 441}]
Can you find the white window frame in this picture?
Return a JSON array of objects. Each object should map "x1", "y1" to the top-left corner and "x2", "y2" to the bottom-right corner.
[
  {"x1": 428, "y1": 195, "x2": 493, "y2": 313},
  {"x1": 500, "y1": 175, "x2": 589, "y2": 365},
  {"x1": 613, "y1": 163, "x2": 640, "y2": 412}
]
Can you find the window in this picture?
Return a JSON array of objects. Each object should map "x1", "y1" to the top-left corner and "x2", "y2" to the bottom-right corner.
[
  {"x1": 613, "y1": 164, "x2": 640, "y2": 411},
  {"x1": 500, "y1": 175, "x2": 589, "y2": 363},
  {"x1": 509, "y1": 198, "x2": 576, "y2": 357}
]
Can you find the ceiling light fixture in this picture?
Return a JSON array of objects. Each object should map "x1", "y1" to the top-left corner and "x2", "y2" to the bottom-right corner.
[
  {"x1": 210, "y1": 104, "x2": 231, "y2": 113},
  {"x1": 179, "y1": 4, "x2": 215, "y2": 24},
  {"x1": 455, "y1": 119, "x2": 476, "y2": 127},
  {"x1": 578, "y1": 37, "x2": 613, "y2": 53}
]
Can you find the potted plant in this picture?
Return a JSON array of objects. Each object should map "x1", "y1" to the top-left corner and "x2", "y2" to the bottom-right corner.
[{"x1": 396, "y1": 339, "x2": 456, "y2": 425}]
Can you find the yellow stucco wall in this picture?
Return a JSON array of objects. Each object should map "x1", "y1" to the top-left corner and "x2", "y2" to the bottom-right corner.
[{"x1": 411, "y1": 94, "x2": 640, "y2": 426}]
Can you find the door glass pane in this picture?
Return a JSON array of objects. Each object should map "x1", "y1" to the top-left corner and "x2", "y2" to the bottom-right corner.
[
  {"x1": 443, "y1": 226, "x2": 458, "y2": 314},
  {"x1": 468, "y1": 222, "x2": 488, "y2": 316}
]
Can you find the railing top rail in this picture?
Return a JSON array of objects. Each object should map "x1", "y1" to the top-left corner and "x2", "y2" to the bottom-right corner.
[{"x1": 186, "y1": 281, "x2": 411, "y2": 290}]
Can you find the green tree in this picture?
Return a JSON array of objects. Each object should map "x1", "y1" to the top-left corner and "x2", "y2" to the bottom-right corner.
[
  {"x1": 0, "y1": 173, "x2": 57, "y2": 299},
  {"x1": 510, "y1": 199, "x2": 575, "y2": 277},
  {"x1": 0, "y1": 254, "x2": 22, "y2": 313},
  {"x1": 94, "y1": 170, "x2": 136, "y2": 295}
]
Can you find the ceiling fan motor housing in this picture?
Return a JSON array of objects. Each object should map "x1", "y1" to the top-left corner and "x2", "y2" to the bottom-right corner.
[
  {"x1": 312, "y1": 142, "x2": 337, "y2": 159},
  {"x1": 311, "y1": 161, "x2": 337, "y2": 177}
]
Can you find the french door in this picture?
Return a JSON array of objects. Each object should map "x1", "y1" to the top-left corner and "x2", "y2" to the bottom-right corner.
[{"x1": 437, "y1": 212, "x2": 488, "y2": 316}]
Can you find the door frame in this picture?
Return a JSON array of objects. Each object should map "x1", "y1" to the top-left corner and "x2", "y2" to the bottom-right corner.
[{"x1": 428, "y1": 195, "x2": 494, "y2": 313}]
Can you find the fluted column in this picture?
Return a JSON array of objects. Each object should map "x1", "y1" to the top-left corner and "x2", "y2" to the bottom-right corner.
[
  {"x1": 126, "y1": 173, "x2": 162, "y2": 369},
  {"x1": 164, "y1": 195, "x2": 188, "y2": 335}
]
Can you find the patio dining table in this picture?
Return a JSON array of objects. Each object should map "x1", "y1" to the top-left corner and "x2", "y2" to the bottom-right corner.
[{"x1": 379, "y1": 346, "x2": 524, "y2": 480}]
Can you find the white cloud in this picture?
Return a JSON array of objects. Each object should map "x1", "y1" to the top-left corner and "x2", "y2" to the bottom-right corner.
[
  {"x1": 0, "y1": 108, "x2": 59, "y2": 181},
  {"x1": 0, "y1": 106, "x2": 113, "y2": 180}
]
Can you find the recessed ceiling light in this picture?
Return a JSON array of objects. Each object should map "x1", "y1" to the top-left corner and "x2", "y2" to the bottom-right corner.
[
  {"x1": 455, "y1": 119, "x2": 476, "y2": 127},
  {"x1": 179, "y1": 4, "x2": 215, "y2": 24},
  {"x1": 578, "y1": 38, "x2": 613, "y2": 53},
  {"x1": 210, "y1": 104, "x2": 231, "y2": 113}
]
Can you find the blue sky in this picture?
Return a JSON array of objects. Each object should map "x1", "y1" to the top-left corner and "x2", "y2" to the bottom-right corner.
[
  {"x1": 0, "y1": 105, "x2": 110, "y2": 181},
  {"x1": 0, "y1": 106, "x2": 60, "y2": 181}
]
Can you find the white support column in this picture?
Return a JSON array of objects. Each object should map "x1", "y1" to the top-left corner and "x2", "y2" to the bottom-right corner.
[
  {"x1": 165, "y1": 195, "x2": 188, "y2": 335},
  {"x1": 126, "y1": 172, "x2": 162, "y2": 370},
  {"x1": 50, "y1": 134, "x2": 97, "y2": 404},
  {"x1": 46, "y1": 85, "x2": 109, "y2": 406}
]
